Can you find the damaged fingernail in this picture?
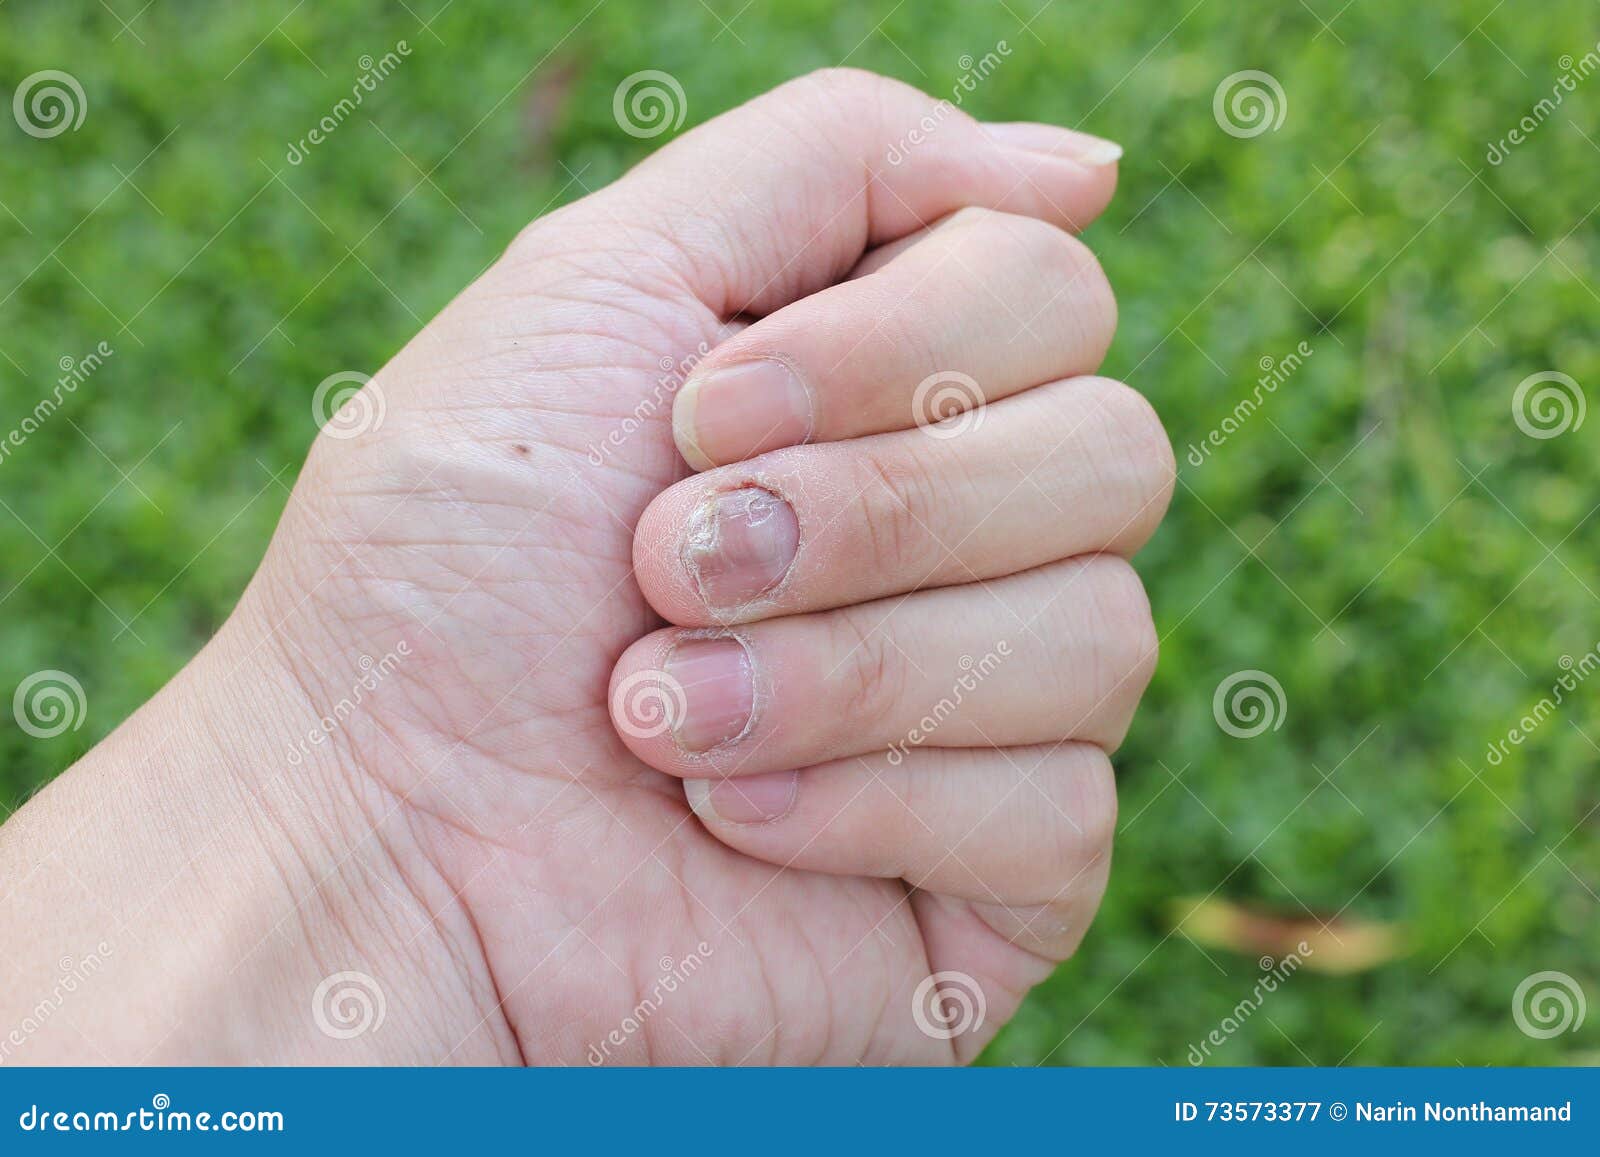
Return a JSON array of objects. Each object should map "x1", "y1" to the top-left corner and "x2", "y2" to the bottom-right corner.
[
  {"x1": 684, "y1": 487, "x2": 799, "y2": 610},
  {"x1": 664, "y1": 635, "x2": 755, "y2": 752}
]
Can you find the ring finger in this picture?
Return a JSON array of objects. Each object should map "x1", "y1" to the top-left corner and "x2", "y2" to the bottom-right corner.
[{"x1": 608, "y1": 553, "x2": 1157, "y2": 779}]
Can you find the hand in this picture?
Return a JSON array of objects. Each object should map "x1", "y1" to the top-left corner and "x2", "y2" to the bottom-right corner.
[{"x1": 0, "y1": 69, "x2": 1171, "y2": 1064}]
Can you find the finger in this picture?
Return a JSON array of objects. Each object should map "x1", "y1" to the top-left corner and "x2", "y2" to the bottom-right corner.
[
  {"x1": 591, "y1": 69, "x2": 1119, "y2": 317},
  {"x1": 670, "y1": 207, "x2": 1116, "y2": 469},
  {"x1": 607, "y1": 554, "x2": 1157, "y2": 777},
  {"x1": 684, "y1": 742, "x2": 1114, "y2": 932},
  {"x1": 635, "y1": 376, "x2": 1173, "y2": 625}
]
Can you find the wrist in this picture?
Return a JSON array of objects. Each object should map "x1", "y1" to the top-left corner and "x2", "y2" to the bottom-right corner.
[{"x1": 0, "y1": 590, "x2": 514, "y2": 1064}]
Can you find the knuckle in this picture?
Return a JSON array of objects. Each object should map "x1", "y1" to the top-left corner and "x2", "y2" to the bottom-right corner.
[
  {"x1": 1087, "y1": 378, "x2": 1177, "y2": 518},
  {"x1": 831, "y1": 612, "x2": 908, "y2": 733},
  {"x1": 857, "y1": 449, "x2": 945, "y2": 576},
  {"x1": 1087, "y1": 557, "x2": 1160, "y2": 698},
  {"x1": 1076, "y1": 753, "x2": 1120, "y2": 858},
  {"x1": 969, "y1": 217, "x2": 1116, "y2": 362},
  {"x1": 800, "y1": 66, "x2": 884, "y2": 96},
  {"x1": 1018, "y1": 750, "x2": 1118, "y2": 904},
  {"x1": 1054, "y1": 234, "x2": 1118, "y2": 357}
]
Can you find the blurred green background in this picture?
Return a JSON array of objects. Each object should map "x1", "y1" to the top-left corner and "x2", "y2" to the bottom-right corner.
[{"x1": 2, "y1": 0, "x2": 1596, "y2": 1064}]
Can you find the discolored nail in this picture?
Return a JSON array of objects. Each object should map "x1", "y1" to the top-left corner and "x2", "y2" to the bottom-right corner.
[
  {"x1": 686, "y1": 770, "x2": 798, "y2": 825},
  {"x1": 663, "y1": 636, "x2": 755, "y2": 752},
  {"x1": 685, "y1": 487, "x2": 800, "y2": 610},
  {"x1": 673, "y1": 358, "x2": 814, "y2": 470}
]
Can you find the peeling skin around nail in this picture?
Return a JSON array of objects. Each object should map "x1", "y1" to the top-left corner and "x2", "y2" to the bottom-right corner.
[{"x1": 682, "y1": 484, "x2": 797, "y2": 614}]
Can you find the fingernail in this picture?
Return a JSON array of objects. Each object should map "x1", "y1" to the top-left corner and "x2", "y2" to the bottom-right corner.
[
  {"x1": 664, "y1": 636, "x2": 755, "y2": 752},
  {"x1": 685, "y1": 487, "x2": 800, "y2": 610},
  {"x1": 686, "y1": 770, "x2": 798, "y2": 825},
  {"x1": 981, "y1": 122, "x2": 1123, "y2": 167},
  {"x1": 674, "y1": 358, "x2": 813, "y2": 470}
]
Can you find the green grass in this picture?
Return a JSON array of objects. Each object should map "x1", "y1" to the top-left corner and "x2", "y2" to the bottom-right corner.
[{"x1": 3, "y1": 0, "x2": 1597, "y2": 1065}]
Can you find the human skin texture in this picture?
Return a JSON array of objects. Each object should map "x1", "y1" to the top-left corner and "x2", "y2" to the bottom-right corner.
[{"x1": 0, "y1": 68, "x2": 1173, "y2": 1065}]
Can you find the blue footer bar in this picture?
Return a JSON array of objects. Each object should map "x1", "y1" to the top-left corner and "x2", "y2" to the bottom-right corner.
[{"x1": 2, "y1": 1068, "x2": 1593, "y2": 1152}]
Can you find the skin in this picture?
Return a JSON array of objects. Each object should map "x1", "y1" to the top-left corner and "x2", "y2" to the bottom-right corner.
[{"x1": 0, "y1": 69, "x2": 1172, "y2": 1065}]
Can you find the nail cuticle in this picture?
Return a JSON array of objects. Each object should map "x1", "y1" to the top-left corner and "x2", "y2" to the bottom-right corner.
[
  {"x1": 663, "y1": 630, "x2": 761, "y2": 755},
  {"x1": 682, "y1": 484, "x2": 800, "y2": 612}
]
